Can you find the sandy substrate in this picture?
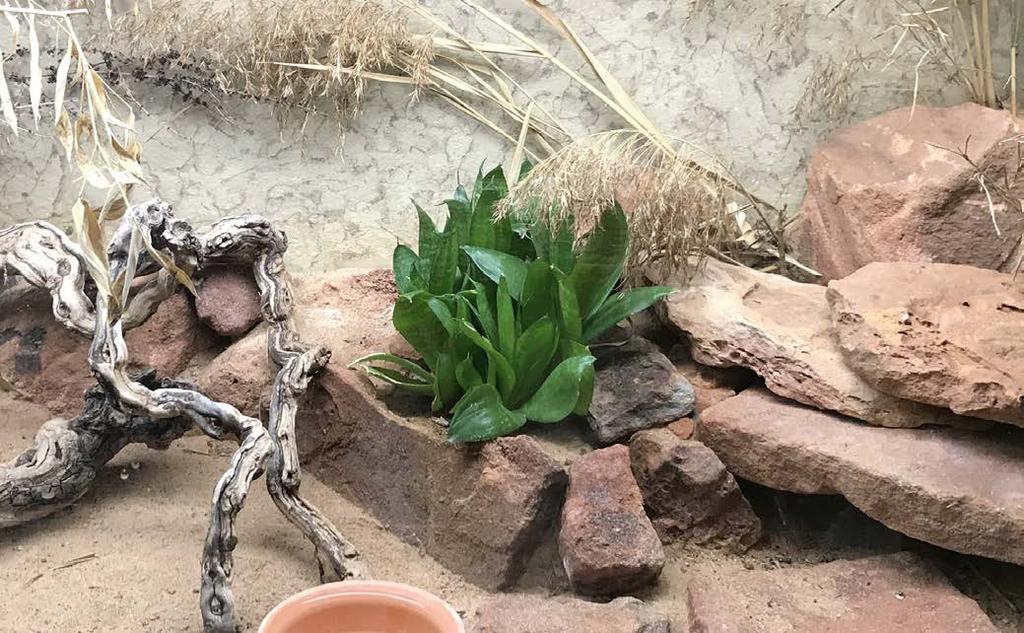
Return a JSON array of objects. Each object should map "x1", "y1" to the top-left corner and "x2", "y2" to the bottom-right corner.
[
  {"x1": 0, "y1": 395, "x2": 484, "y2": 633},
  {"x1": 3, "y1": 391, "x2": 1021, "y2": 633}
]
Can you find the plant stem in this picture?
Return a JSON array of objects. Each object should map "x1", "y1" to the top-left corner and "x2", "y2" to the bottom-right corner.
[{"x1": 980, "y1": 0, "x2": 996, "y2": 107}]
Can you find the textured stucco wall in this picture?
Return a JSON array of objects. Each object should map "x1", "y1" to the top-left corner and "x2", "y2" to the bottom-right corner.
[{"x1": 0, "y1": 0, "x2": 977, "y2": 272}]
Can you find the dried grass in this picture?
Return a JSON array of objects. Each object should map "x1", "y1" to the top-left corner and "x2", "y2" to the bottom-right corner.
[
  {"x1": 885, "y1": 0, "x2": 999, "y2": 110},
  {"x1": 114, "y1": 0, "x2": 435, "y2": 125},
  {"x1": 499, "y1": 131, "x2": 730, "y2": 282}
]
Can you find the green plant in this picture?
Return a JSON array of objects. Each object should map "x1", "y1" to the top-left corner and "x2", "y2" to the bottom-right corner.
[{"x1": 351, "y1": 165, "x2": 673, "y2": 443}]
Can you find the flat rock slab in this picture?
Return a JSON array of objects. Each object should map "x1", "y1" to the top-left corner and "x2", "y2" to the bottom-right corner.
[
  {"x1": 629, "y1": 428, "x2": 761, "y2": 551},
  {"x1": 687, "y1": 552, "x2": 998, "y2": 633},
  {"x1": 658, "y1": 259, "x2": 969, "y2": 428},
  {"x1": 700, "y1": 389, "x2": 1024, "y2": 566},
  {"x1": 560, "y1": 444, "x2": 664, "y2": 596},
  {"x1": 589, "y1": 337, "x2": 695, "y2": 444},
  {"x1": 799, "y1": 102, "x2": 1024, "y2": 280},
  {"x1": 470, "y1": 595, "x2": 669, "y2": 633},
  {"x1": 828, "y1": 262, "x2": 1024, "y2": 426},
  {"x1": 297, "y1": 370, "x2": 567, "y2": 591}
]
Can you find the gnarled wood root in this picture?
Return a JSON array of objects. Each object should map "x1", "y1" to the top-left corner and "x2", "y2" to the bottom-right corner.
[{"x1": 0, "y1": 200, "x2": 366, "y2": 633}]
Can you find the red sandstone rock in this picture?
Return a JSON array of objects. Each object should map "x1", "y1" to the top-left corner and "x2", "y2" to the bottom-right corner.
[
  {"x1": 666, "y1": 417, "x2": 695, "y2": 440},
  {"x1": 559, "y1": 444, "x2": 664, "y2": 596},
  {"x1": 195, "y1": 266, "x2": 262, "y2": 337},
  {"x1": 299, "y1": 370, "x2": 567, "y2": 590},
  {"x1": 700, "y1": 389, "x2": 1024, "y2": 566},
  {"x1": 470, "y1": 595, "x2": 669, "y2": 633},
  {"x1": 658, "y1": 259, "x2": 972, "y2": 428},
  {"x1": 197, "y1": 269, "x2": 399, "y2": 415},
  {"x1": 629, "y1": 428, "x2": 761, "y2": 551},
  {"x1": 827, "y1": 262, "x2": 1024, "y2": 426},
  {"x1": 687, "y1": 552, "x2": 999, "y2": 633},
  {"x1": 800, "y1": 103, "x2": 1024, "y2": 280},
  {"x1": 0, "y1": 286, "x2": 213, "y2": 416}
]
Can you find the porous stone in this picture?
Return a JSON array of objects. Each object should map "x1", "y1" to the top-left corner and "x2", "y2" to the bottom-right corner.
[
  {"x1": 700, "y1": 389, "x2": 1024, "y2": 566},
  {"x1": 687, "y1": 552, "x2": 999, "y2": 633},
  {"x1": 559, "y1": 444, "x2": 664, "y2": 596},
  {"x1": 470, "y1": 595, "x2": 669, "y2": 633},
  {"x1": 629, "y1": 428, "x2": 761, "y2": 551},
  {"x1": 827, "y1": 261, "x2": 1024, "y2": 426},
  {"x1": 589, "y1": 337, "x2": 695, "y2": 444},
  {"x1": 658, "y1": 258, "x2": 974, "y2": 428},
  {"x1": 195, "y1": 266, "x2": 262, "y2": 337},
  {"x1": 800, "y1": 103, "x2": 1024, "y2": 280}
]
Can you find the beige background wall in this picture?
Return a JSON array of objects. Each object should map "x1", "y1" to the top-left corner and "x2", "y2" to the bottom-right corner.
[{"x1": 0, "y1": 0, "x2": 979, "y2": 272}]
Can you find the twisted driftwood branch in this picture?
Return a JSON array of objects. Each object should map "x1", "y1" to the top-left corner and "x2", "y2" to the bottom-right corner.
[{"x1": 0, "y1": 200, "x2": 365, "y2": 632}]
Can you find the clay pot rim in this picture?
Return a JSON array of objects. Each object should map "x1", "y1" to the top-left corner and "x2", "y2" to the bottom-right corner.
[{"x1": 258, "y1": 580, "x2": 465, "y2": 633}]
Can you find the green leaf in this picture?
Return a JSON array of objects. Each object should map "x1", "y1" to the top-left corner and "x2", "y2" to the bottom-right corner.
[
  {"x1": 463, "y1": 246, "x2": 529, "y2": 300},
  {"x1": 456, "y1": 354, "x2": 484, "y2": 391},
  {"x1": 564, "y1": 340, "x2": 595, "y2": 416},
  {"x1": 447, "y1": 384, "x2": 527, "y2": 443},
  {"x1": 415, "y1": 202, "x2": 441, "y2": 262},
  {"x1": 518, "y1": 354, "x2": 596, "y2": 423},
  {"x1": 471, "y1": 280, "x2": 498, "y2": 343},
  {"x1": 428, "y1": 226, "x2": 460, "y2": 295},
  {"x1": 468, "y1": 165, "x2": 508, "y2": 250},
  {"x1": 555, "y1": 270, "x2": 583, "y2": 341},
  {"x1": 393, "y1": 245, "x2": 421, "y2": 294},
  {"x1": 432, "y1": 349, "x2": 461, "y2": 412},
  {"x1": 508, "y1": 316, "x2": 557, "y2": 408},
  {"x1": 496, "y1": 277, "x2": 516, "y2": 359},
  {"x1": 427, "y1": 296, "x2": 456, "y2": 336},
  {"x1": 519, "y1": 260, "x2": 553, "y2": 327},
  {"x1": 457, "y1": 319, "x2": 516, "y2": 400},
  {"x1": 363, "y1": 366, "x2": 435, "y2": 396},
  {"x1": 392, "y1": 293, "x2": 447, "y2": 369},
  {"x1": 348, "y1": 352, "x2": 433, "y2": 383},
  {"x1": 550, "y1": 216, "x2": 576, "y2": 274},
  {"x1": 569, "y1": 204, "x2": 628, "y2": 318},
  {"x1": 582, "y1": 286, "x2": 675, "y2": 343}
]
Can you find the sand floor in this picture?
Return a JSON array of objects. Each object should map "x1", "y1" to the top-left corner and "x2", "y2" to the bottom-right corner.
[
  {"x1": 0, "y1": 396, "x2": 483, "y2": 633},
  {"x1": 4, "y1": 391, "x2": 1021, "y2": 633}
]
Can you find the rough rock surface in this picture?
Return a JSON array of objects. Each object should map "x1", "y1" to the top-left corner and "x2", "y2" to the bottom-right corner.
[
  {"x1": 298, "y1": 371, "x2": 567, "y2": 590},
  {"x1": 659, "y1": 258, "x2": 973, "y2": 428},
  {"x1": 195, "y1": 266, "x2": 262, "y2": 337},
  {"x1": 827, "y1": 262, "x2": 1024, "y2": 426},
  {"x1": 687, "y1": 552, "x2": 999, "y2": 633},
  {"x1": 667, "y1": 344, "x2": 748, "y2": 414},
  {"x1": 629, "y1": 428, "x2": 761, "y2": 551},
  {"x1": 470, "y1": 595, "x2": 670, "y2": 633},
  {"x1": 0, "y1": 285, "x2": 214, "y2": 416},
  {"x1": 700, "y1": 389, "x2": 1024, "y2": 566},
  {"x1": 589, "y1": 337, "x2": 695, "y2": 444},
  {"x1": 559, "y1": 444, "x2": 664, "y2": 595},
  {"x1": 196, "y1": 269, "x2": 398, "y2": 415},
  {"x1": 800, "y1": 103, "x2": 1024, "y2": 280}
]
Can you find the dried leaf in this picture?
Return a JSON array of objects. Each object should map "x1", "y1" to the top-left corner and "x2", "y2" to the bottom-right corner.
[
  {"x1": 53, "y1": 36, "x2": 74, "y2": 125},
  {"x1": 27, "y1": 13, "x2": 41, "y2": 126},
  {"x1": 71, "y1": 199, "x2": 113, "y2": 299},
  {"x1": 3, "y1": 11, "x2": 18, "y2": 49},
  {"x1": 508, "y1": 101, "x2": 533, "y2": 186},
  {"x1": 0, "y1": 39, "x2": 16, "y2": 134},
  {"x1": 139, "y1": 229, "x2": 197, "y2": 296},
  {"x1": 114, "y1": 222, "x2": 143, "y2": 308},
  {"x1": 55, "y1": 109, "x2": 73, "y2": 159}
]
